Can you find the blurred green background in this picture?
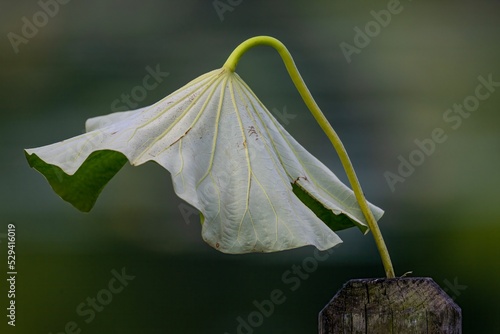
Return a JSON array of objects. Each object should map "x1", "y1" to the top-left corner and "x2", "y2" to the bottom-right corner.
[{"x1": 1, "y1": 0, "x2": 499, "y2": 333}]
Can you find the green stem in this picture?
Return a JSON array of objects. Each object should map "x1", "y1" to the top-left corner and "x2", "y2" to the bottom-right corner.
[{"x1": 224, "y1": 36, "x2": 395, "y2": 278}]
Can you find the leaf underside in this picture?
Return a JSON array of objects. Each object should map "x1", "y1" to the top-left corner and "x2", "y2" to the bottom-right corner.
[{"x1": 25, "y1": 68, "x2": 383, "y2": 253}]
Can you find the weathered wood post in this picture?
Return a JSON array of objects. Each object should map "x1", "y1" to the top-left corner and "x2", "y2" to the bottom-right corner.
[{"x1": 319, "y1": 277, "x2": 461, "y2": 333}]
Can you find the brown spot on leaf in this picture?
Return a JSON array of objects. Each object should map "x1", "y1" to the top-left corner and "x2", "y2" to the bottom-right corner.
[
  {"x1": 293, "y1": 176, "x2": 308, "y2": 184},
  {"x1": 247, "y1": 126, "x2": 259, "y2": 140}
]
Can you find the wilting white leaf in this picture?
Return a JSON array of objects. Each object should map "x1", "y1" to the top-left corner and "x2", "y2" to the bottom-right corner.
[{"x1": 25, "y1": 68, "x2": 383, "y2": 253}]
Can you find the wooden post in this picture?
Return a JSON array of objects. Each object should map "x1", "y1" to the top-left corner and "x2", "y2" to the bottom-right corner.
[{"x1": 319, "y1": 277, "x2": 461, "y2": 333}]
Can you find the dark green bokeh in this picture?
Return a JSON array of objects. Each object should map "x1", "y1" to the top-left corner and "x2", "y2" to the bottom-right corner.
[{"x1": 1, "y1": 0, "x2": 500, "y2": 333}]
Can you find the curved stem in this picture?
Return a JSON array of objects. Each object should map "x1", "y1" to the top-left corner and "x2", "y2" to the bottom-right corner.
[{"x1": 224, "y1": 36, "x2": 395, "y2": 278}]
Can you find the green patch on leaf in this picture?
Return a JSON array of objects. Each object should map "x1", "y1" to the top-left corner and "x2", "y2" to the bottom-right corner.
[
  {"x1": 25, "y1": 150, "x2": 128, "y2": 212},
  {"x1": 292, "y1": 182, "x2": 368, "y2": 234}
]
